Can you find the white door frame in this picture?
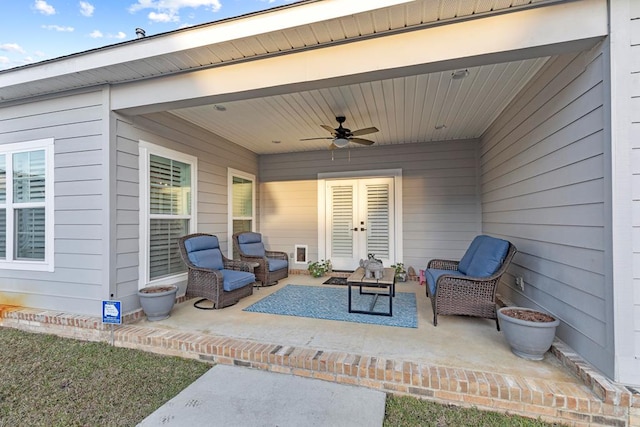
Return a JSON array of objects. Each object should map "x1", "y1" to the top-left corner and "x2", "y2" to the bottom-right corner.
[{"x1": 317, "y1": 169, "x2": 403, "y2": 267}]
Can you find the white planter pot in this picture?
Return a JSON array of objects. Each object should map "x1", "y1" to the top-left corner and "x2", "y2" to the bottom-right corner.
[{"x1": 497, "y1": 307, "x2": 559, "y2": 361}]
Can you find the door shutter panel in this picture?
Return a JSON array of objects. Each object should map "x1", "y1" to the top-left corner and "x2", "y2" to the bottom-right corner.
[
  {"x1": 330, "y1": 185, "x2": 354, "y2": 258},
  {"x1": 365, "y1": 183, "x2": 390, "y2": 258}
]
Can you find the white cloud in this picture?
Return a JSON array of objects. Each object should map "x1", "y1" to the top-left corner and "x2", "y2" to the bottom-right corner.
[
  {"x1": 89, "y1": 30, "x2": 104, "y2": 38},
  {"x1": 33, "y1": 0, "x2": 56, "y2": 15},
  {"x1": 0, "y1": 43, "x2": 26, "y2": 54},
  {"x1": 42, "y1": 25, "x2": 75, "y2": 32},
  {"x1": 0, "y1": 56, "x2": 10, "y2": 64},
  {"x1": 79, "y1": 1, "x2": 95, "y2": 17},
  {"x1": 128, "y1": 0, "x2": 222, "y2": 23},
  {"x1": 148, "y1": 11, "x2": 177, "y2": 23},
  {"x1": 109, "y1": 32, "x2": 127, "y2": 39}
]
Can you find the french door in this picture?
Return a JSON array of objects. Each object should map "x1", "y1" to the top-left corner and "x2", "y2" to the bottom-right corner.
[{"x1": 326, "y1": 177, "x2": 395, "y2": 271}]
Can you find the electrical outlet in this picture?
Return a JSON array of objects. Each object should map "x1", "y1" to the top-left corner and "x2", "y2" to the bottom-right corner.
[{"x1": 515, "y1": 276, "x2": 524, "y2": 291}]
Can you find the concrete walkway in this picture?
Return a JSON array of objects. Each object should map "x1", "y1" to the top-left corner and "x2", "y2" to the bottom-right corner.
[{"x1": 138, "y1": 365, "x2": 386, "y2": 427}]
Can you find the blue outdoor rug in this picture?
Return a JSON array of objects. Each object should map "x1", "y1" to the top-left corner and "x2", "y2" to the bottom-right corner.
[{"x1": 243, "y1": 284, "x2": 417, "y2": 328}]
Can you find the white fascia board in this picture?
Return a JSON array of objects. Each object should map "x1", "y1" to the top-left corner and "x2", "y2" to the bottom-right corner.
[
  {"x1": 0, "y1": 0, "x2": 413, "y2": 88},
  {"x1": 112, "y1": 0, "x2": 608, "y2": 114}
]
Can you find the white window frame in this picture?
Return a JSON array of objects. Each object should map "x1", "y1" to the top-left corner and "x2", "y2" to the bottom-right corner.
[
  {"x1": 138, "y1": 141, "x2": 197, "y2": 289},
  {"x1": 0, "y1": 138, "x2": 55, "y2": 272},
  {"x1": 227, "y1": 168, "x2": 256, "y2": 256}
]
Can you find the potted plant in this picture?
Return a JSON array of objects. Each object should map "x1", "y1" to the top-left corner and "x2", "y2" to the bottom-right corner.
[
  {"x1": 308, "y1": 259, "x2": 331, "y2": 278},
  {"x1": 138, "y1": 284, "x2": 178, "y2": 321},
  {"x1": 391, "y1": 262, "x2": 407, "y2": 282},
  {"x1": 497, "y1": 307, "x2": 560, "y2": 360}
]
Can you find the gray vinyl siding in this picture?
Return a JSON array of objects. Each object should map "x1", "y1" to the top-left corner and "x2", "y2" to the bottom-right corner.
[
  {"x1": 114, "y1": 111, "x2": 259, "y2": 312},
  {"x1": 259, "y1": 140, "x2": 480, "y2": 274},
  {"x1": 0, "y1": 90, "x2": 107, "y2": 315},
  {"x1": 480, "y1": 49, "x2": 611, "y2": 375},
  {"x1": 630, "y1": 1, "x2": 640, "y2": 373}
]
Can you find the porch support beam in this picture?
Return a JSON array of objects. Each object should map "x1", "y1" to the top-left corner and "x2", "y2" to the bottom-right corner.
[{"x1": 112, "y1": 0, "x2": 608, "y2": 115}]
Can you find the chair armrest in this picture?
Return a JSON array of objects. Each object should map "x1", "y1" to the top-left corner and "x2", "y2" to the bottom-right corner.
[
  {"x1": 223, "y1": 259, "x2": 254, "y2": 273},
  {"x1": 265, "y1": 250, "x2": 288, "y2": 260},
  {"x1": 427, "y1": 259, "x2": 459, "y2": 270}
]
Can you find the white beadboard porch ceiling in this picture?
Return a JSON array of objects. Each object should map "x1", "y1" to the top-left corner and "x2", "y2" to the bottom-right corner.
[{"x1": 169, "y1": 58, "x2": 548, "y2": 154}]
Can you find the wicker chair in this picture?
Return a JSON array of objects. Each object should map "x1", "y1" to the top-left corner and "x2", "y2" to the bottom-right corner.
[
  {"x1": 178, "y1": 233, "x2": 254, "y2": 309},
  {"x1": 232, "y1": 232, "x2": 288, "y2": 287},
  {"x1": 426, "y1": 236, "x2": 517, "y2": 329}
]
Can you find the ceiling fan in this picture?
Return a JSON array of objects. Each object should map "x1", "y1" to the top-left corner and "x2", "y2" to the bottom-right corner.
[{"x1": 300, "y1": 116, "x2": 379, "y2": 149}]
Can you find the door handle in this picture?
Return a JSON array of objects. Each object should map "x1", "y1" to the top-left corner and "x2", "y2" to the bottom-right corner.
[
  {"x1": 360, "y1": 228, "x2": 366, "y2": 231},
  {"x1": 353, "y1": 227, "x2": 358, "y2": 231}
]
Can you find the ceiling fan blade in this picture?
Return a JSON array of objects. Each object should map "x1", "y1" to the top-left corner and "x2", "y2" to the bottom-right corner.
[
  {"x1": 320, "y1": 124, "x2": 337, "y2": 135},
  {"x1": 328, "y1": 142, "x2": 338, "y2": 150},
  {"x1": 349, "y1": 137, "x2": 375, "y2": 145},
  {"x1": 299, "y1": 137, "x2": 333, "y2": 141},
  {"x1": 351, "y1": 126, "x2": 379, "y2": 136}
]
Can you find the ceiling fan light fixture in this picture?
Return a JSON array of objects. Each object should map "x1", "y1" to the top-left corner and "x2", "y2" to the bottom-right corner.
[{"x1": 334, "y1": 137, "x2": 349, "y2": 148}]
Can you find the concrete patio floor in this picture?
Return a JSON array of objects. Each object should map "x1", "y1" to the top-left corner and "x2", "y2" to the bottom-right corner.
[
  {"x1": 148, "y1": 275, "x2": 575, "y2": 383},
  {"x1": 1, "y1": 274, "x2": 637, "y2": 425}
]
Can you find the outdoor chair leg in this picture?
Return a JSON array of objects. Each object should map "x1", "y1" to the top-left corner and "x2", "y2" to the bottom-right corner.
[{"x1": 193, "y1": 298, "x2": 217, "y2": 310}]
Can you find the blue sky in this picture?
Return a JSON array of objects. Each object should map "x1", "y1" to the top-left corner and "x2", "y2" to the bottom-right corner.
[{"x1": 0, "y1": 0, "x2": 298, "y2": 71}]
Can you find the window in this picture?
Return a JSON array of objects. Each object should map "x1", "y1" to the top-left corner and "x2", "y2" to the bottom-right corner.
[
  {"x1": 228, "y1": 168, "x2": 255, "y2": 257},
  {"x1": 139, "y1": 142, "x2": 197, "y2": 287},
  {"x1": 0, "y1": 139, "x2": 54, "y2": 272}
]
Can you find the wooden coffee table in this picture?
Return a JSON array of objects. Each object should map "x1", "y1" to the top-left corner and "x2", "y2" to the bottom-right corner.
[{"x1": 346, "y1": 267, "x2": 396, "y2": 316}]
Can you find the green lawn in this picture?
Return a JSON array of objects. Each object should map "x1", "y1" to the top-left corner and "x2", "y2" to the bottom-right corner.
[{"x1": 0, "y1": 327, "x2": 561, "y2": 426}]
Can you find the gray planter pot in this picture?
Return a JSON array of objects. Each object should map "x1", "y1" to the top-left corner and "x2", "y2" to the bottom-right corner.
[
  {"x1": 138, "y1": 285, "x2": 178, "y2": 321},
  {"x1": 497, "y1": 307, "x2": 559, "y2": 361}
]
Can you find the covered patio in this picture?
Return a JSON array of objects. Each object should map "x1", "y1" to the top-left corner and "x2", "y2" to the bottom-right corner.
[{"x1": 1, "y1": 0, "x2": 639, "y2": 424}]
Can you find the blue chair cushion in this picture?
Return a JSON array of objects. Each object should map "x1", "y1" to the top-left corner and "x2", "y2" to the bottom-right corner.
[
  {"x1": 267, "y1": 258, "x2": 288, "y2": 272},
  {"x1": 237, "y1": 232, "x2": 266, "y2": 257},
  {"x1": 221, "y1": 269, "x2": 255, "y2": 292},
  {"x1": 425, "y1": 268, "x2": 465, "y2": 295},
  {"x1": 458, "y1": 235, "x2": 486, "y2": 275},
  {"x1": 465, "y1": 236, "x2": 510, "y2": 278},
  {"x1": 237, "y1": 232, "x2": 262, "y2": 244},
  {"x1": 184, "y1": 235, "x2": 224, "y2": 270}
]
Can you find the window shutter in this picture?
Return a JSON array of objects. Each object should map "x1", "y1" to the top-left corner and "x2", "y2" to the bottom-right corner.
[
  {"x1": 12, "y1": 151, "x2": 46, "y2": 260},
  {"x1": 149, "y1": 219, "x2": 188, "y2": 279}
]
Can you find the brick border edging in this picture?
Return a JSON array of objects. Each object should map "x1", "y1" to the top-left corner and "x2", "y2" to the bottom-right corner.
[{"x1": 550, "y1": 340, "x2": 631, "y2": 407}]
